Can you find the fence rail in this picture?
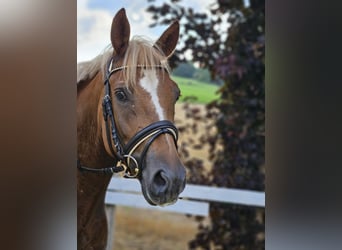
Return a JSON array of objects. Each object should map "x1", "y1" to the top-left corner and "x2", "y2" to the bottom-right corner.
[{"x1": 106, "y1": 177, "x2": 265, "y2": 214}]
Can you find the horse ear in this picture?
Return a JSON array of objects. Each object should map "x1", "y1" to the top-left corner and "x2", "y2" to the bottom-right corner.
[
  {"x1": 111, "y1": 8, "x2": 130, "y2": 57},
  {"x1": 155, "y1": 21, "x2": 179, "y2": 58}
]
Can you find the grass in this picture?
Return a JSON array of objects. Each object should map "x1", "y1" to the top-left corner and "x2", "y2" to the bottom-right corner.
[
  {"x1": 171, "y1": 75, "x2": 220, "y2": 104},
  {"x1": 112, "y1": 206, "x2": 198, "y2": 250}
]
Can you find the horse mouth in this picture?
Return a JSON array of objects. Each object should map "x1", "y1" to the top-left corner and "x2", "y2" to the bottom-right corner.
[{"x1": 140, "y1": 181, "x2": 179, "y2": 206}]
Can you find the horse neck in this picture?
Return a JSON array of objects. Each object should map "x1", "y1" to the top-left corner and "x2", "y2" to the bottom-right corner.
[
  {"x1": 77, "y1": 72, "x2": 115, "y2": 246},
  {"x1": 77, "y1": 71, "x2": 114, "y2": 195}
]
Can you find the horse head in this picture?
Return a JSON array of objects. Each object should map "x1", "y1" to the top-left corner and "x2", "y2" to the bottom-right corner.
[{"x1": 100, "y1": 8, "x2": 186, "y2": 206}]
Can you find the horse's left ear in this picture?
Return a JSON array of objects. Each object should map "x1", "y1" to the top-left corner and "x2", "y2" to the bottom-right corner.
[{"x1": 155, "y1": 21, "x2": 179, "y2": 58}]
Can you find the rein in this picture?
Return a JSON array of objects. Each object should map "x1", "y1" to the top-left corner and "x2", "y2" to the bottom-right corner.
[{"x1": 77, "y1": 58, "x2": 178, "y2": 178}]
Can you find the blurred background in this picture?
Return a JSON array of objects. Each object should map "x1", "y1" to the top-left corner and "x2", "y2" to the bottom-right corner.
[
  {"x1": 78, "y1": 0, "x2": 265, "y2": 249},
  {"x1": 1, "y1": 0, "x2": 341, "y2": 250}
]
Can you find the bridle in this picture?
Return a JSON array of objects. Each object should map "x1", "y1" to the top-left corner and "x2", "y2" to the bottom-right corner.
[{"x1": 77, "y1": 58, "x2": 178, "y2": 178}]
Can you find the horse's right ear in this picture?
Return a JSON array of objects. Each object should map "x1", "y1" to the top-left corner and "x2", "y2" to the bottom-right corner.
[{"x1": 111, "y1": 8, "x2": 130, "y2": 57}]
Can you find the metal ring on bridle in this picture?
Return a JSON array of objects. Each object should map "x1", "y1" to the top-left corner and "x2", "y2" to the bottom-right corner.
[{"x1": 122, "y1": 154, "x2": 139, "y2": 178}]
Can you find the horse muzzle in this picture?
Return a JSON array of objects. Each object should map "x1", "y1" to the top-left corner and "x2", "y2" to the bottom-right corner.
[
  {"x1": 141, "y1": 165, "x2": 186, "y2": 206},
  {"x1": 140, "y1": 156, "x2": 186, "y2": 206}
]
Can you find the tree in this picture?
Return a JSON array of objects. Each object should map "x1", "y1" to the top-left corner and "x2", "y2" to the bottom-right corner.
[
  {"x1": 147, "y1": 0, "x2": 265, "y2": 249},
  {"x1": 173, "y1": 61, "x2": 196, "y2": 78},
  {"x1": 193, "y1": 68, "x2": 212, "y2": 83}
]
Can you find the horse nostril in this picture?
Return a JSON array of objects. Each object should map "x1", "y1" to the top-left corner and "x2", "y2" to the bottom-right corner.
[{"x1": 153, "y1": 170, "x2": 169, "y2": 192}]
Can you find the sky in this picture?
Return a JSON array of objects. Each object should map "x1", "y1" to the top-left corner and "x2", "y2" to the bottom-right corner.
[{"x1": 77, "y1": 0, "x2": 216, "y2": 63}]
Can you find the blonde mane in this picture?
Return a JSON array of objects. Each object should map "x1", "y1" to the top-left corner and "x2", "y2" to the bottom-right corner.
[{"x1": 77, "y1": 36, "x2": 170, "y2": 87}]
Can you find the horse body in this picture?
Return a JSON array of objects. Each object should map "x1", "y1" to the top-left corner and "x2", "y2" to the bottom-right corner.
[
  {"x1": 77, "y1": 73, "x2": 112, "y2": 249},
  {"x1": 77, "y1": 8, "x2": 185, "y2": 250}
]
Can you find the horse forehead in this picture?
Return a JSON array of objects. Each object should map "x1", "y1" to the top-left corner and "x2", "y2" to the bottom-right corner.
[
  {"x1": 139, "y1": 69, "x2": 165, "y2": 120},
  {"x1": 139, "y1": 69, "x2": 159, "y2": 90}
]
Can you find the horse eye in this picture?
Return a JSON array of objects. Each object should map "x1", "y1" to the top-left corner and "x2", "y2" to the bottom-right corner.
[{"x1": 115, "y1": 90, "x2": 127, "y2": 102}]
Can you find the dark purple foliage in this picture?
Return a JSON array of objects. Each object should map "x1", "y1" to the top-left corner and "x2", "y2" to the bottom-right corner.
[{"x1": 147, "y1": 0, "x2": 265, "y2": 249}]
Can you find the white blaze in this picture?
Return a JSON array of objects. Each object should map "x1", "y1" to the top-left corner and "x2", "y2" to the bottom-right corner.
[{"x1": 139, "y1": 70, "x2": 165, "y2": 120}]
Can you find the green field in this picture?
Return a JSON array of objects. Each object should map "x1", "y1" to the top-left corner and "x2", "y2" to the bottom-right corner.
[{"x1": 171, "y1": 75, "x2": 220, "y2": 104}]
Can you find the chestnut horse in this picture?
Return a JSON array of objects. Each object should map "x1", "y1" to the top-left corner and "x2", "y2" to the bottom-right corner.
[{"x1": 77, "y1": 8, "x2": 186, "y2": 250}]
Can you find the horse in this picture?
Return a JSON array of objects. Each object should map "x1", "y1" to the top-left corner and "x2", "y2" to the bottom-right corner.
[{"x1": 77, "y1": 8, "x2": 186, "y2": 250}]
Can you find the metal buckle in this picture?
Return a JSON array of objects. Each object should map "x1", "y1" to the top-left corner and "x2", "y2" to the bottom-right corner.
[{"x1": 115, "y1": 155, "x2": 139, "y2": 178}]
